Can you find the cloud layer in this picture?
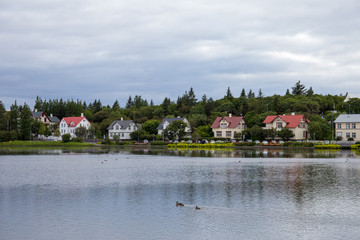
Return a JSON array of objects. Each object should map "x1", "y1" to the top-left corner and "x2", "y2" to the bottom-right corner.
[{"x1": 1, "y1": 0, "x2": 359, "y2": 108}]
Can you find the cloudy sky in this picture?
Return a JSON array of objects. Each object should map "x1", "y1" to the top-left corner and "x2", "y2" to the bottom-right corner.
[{"x1": 1, "y1": 0, "x2": 359, "y2": 109}]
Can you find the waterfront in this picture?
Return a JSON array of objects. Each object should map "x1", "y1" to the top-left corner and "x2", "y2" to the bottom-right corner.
[{"x1": 1, "y1": 148, "x2": 360, "y2": 239}]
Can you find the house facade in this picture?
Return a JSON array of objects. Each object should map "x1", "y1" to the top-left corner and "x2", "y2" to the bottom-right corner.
[
  {"x1": 334, "y1": 114, "x2": 360, "y2": 141},
  {"x1": 59, "y1": 114, "x2": 91, "y2": 137},
  {"x1": 211, "y1": 114, "x2": 246, "y2": 139},
  {"x1": 157, "y1": 117, "x2": 191, "y2": 136},
  {"x1": 107, "y1": 118, "x2": 138, "y2": 140},
  {"x1": 263, "y1": 114, "x2": 309, "y2": 140},
  {"x1": 31, "y1": 110, "x2": 60, "y2": 126}
]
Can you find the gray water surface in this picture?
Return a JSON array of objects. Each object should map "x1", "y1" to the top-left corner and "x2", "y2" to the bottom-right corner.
[{"x1": 1, "y1": 152, "x2": 360, "y2": 239}]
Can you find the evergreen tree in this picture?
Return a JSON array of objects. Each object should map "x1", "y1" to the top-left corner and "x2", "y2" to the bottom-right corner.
[
  {"x1": 9, "y1": 101, "x2": 19, "y2": 133},
  {"x1": 34, "y1": 96, "x2": 43, "y2": 111},
  {"x1": 306, "y1": 87, "x2": 314, "y2": 97},
  {"x1": 247, "y1": 89, "x2": 255, "y2": 99},
  {"x1": 112, "y1": 100, "x2": 120, "y2": 111},
  {"x1": 150, "y1": 99, "x2": 154, "y2": 106},
  {"x1": 125, "y1": 96, "x2": 133, "y2": 109},
  {"x1": 19, "y1": 103, "x2": 32, "y2": 140},
  {"x1": 0, "y1": 101, "x2": 6, "y2": 131},
  {"x1": 225, "y1": 87, "x2": 233, "y2": 100},
  {"x1": 240, "y1": 88, "x2": 246, "y2": 98},
  {"x1": 285, "y1": 89, "x2": 290, "y2": 95},
  {"x1": 258, "y1": 89, "x2": 263, "y2": 98},
  {"x1": 291, "y1": 80, "x2": 306, "y2": 95}
]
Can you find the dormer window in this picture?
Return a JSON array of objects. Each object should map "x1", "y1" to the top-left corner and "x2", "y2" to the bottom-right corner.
[
  {"x1": 220, "y1": 122, "x2": 227, "y2": 129},
  {"x1": 276, "y1": 122, "x2": 283, "y2": 128},
  {"x1": 115, "y1": 125, "x2": 119, "y2": 130}
]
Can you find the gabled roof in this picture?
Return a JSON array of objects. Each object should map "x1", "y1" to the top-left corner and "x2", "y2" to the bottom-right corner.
[
  {"x1": 334, "y1": 114, "x2": 360, "y2": 123},
  {"x1": 49, "y1": 116, "x2": 60, "y2": 123},
  {"x1": 263, "y1": 115, "x2": 309, "y2": 128},
  {"x1": 31, "y1": 111, "x2": 46, "y2": 119},
  {"x1": 157, "y1": 118, "x2": 186, "y2": 130},
  {"x1": 211, "y1": 116, "x2": 244, "y2": 128},
  {"x1": 107, "y1": 120, "x2": 136, "y2": 130},
  {"x1": 61, "y1": 117, "x2": 89, "y2": 127}
]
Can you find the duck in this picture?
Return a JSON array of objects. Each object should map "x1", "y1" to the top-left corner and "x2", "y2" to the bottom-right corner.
[
  {"x1": 176, "y1": 201, "x2": 184, "y2": 207},
  {"x1": 195, "y1": 206, "x2": 201, "y2": 210}
]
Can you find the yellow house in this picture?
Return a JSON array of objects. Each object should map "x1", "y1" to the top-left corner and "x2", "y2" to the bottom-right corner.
[
  {"x1": 334, "y1": 114, "x2": 360, "y2": 141},
  {"x1": 211, "y1": 114, "x2": 246, "y2": 139}
]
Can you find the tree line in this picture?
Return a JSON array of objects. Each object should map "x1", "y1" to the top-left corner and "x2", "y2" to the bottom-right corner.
[{"x1": 0, "y1": 81, "x2": 358, "y2": 142}]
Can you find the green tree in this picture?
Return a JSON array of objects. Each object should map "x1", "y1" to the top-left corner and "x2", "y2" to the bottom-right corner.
[
  {"x1": 62, "y1": 133, "x2": 71, "y2": 143},
  {"x1": 277, "y1": 128, "x2": 294, "y2": 140},
  {"x1": 19, "y1": 103, "x2": 32, "y2": 140},
  {"x1": 164, "y1": 120, "x2": 187, "y2": 140},
  {"x1": 194, "y1": 125, "x2": 213, "y2": 138},
  {"x1": 291, "y1": 80, "x2": 306, "y2": 95},
  {"x1": 142, "y1": 120, "x2": 161, "y2": 135},
  {"x1": 9, "y1": 101, "x2": 19, "y2": 134},
  {"x1": 225, "y1": 87, "x2": 233, "y2": 100},
  {"x1": 75, "y1": 126, "x2": 87, "y2": 138}
]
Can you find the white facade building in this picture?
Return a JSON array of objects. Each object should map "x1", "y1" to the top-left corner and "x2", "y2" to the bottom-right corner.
[
  {"x1": 107, "y1": 118, "x2": 138, "y2": 140},
  {"x1": 59, "y1": 115, "x2": 91, "y2": 137}
]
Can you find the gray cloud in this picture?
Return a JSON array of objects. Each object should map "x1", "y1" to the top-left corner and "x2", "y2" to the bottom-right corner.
[{"x1": 0, "y1": 0, "x2": 359, "y2": 109}]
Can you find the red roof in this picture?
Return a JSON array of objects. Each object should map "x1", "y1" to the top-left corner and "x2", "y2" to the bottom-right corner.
[
  {"x1": 62, "y1": 117, "x2": 88, "y2": 127},
  {"x1": 211, "y1": 116, "x2": 244, "y2": 128},
  {"x1": 263, "y1": 115, "x2": 309, "y2": 128}
]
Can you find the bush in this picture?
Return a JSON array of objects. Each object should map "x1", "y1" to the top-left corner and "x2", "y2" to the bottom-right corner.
[
  {"x1": 234, "y1": 142, "x2": 256, "y2": 146},
  {"x1": 150, "y1": 141, "x2": 169, "y2": 145},
  {"x1": 314, "y1": 144, "x2": 341, "y2": 149},
  {"x1": 336, "y1": 136, "x2": 343, "y2": 141},
  {"x1": 116, "y1": 141, "x2": 135, "y2": 145},
  {"x1": 0, "y1": 130, "x2": 18, "y2": 142},
  {"x1": 348, "y1": 137, "x2": 354, "y2": 141},
  {"x1": 283, "y1": 142, "x2": 314, "y2": 147},
  {"x1": 72, "y1": 137, "x2": 84, "y2": 142},
  {"x1": 62, "y1": 134, "x2": 71, "y2": 143},
  {"x1": 102, "y1": 137, "x2": 112, "y2": 145}
]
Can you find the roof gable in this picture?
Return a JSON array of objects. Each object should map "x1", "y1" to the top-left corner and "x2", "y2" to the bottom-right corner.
[
  {"x1": 62, "y1": 117, "x2": 89, "y2": 127},
  {"x1": 335, "y1": 114, "x2": 360, "y2": 123},
  {"x1": 107, "y1": 120, "x2": 135, "y2": 130},
  {"x1": 263, "y1": 115, "x2": 308, "y2": 128},
  {"x1": 211, "y1": 116, "x2": 244, "y2": 128},
  {"x1": 157, "y1": 118, "x2": 187, "y2": 130}
]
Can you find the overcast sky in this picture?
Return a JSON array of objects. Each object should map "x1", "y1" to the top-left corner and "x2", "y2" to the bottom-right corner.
[{"x1": 1, "y1": 0, "x2": 359, "y2": 109}]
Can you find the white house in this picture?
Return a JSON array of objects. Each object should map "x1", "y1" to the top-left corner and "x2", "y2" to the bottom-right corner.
[
  {"x1": 157, "y1": 117, "x2": 191, "y2": 136},
  {"x1": 59, "y1": 114, "x2": 91, "y2": 137},
  {"x1": 107, "y1": 118, "x2": 138, "y2": 140},
  {"x1": 334, "y1": 114, "x2": 360, "y2": 141}
]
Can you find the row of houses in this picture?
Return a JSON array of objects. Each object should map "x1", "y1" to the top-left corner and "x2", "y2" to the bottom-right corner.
[{"x1": 31, "y1": 109, "x2": 360, "y2": 141}]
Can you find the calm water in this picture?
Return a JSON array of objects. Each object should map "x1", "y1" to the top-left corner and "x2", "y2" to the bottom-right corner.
[{"x1": 1, "y1": 148, "x2": 360, "y2": 239}]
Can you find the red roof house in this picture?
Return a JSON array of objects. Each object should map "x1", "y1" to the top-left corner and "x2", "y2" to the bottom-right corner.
[{"x1": 211, "y1": 114, "x2": 247, "y2": 138}]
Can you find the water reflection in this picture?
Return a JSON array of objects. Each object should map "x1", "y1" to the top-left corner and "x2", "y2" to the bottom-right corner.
[
  {"x1": 1, "y1": 154, "x2": 360, "y2": 239},
  {"x1": 1, "y1": 146, "x2": 360, "y2": 159}
]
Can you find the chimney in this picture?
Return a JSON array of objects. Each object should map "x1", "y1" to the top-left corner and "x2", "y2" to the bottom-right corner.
[
  {"x1": 229, "y1": 113, "x2": 232, "y2": 117},
  {"x1": 81, "y1": 113, "x2": 84, "y2": 117},
  {"x1": 121, "y1": 117, "x2": 123, "y2": 121},
  {"x1": 35, "y1": 109, "x2": 38, "y2": 112},
  {"x1": 177, "y1": 116, "x2": 180, "y2": 118},
  {"x1": 50, "y1": 113, "x2": 53, "y2": 117}
]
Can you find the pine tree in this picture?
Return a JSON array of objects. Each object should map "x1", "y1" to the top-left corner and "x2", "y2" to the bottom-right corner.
[
  {"x1": 9, "y1": 101, "x2": 19, "y2": 133},
  {"x1": 240, "y1": 88, "x2": 246, "y2": 98},
  {"x1": 291, "y1": 80, "x2": 306, "y2": 95},
  {"x1": 258, "y1": 89, "x2": 263, "y2": 98},
  {"x1": 19, "y1": 103, "x2": 32, "y2": 140},
  {"x1": 112, "y1": 100, "x2": 120, "y2": 111},
  {"x1": 306, "y1": 87, "x2": 314, "y2": 97},
  {"x1": 225, "y1": 87, "x2": 233, "y2": 100},
  {"x1": 247, "y1": 89, "x2": 255, "y2": 99},
  {"x1": 125, "y1": 96, "x2": 133, "y2": 109}
]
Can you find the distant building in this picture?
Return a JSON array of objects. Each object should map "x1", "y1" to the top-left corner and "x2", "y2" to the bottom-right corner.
[
  {"x1": 157, "y1": 117, "x2": 191, "y2": 136},
  {"x1": 334, "y1": 114, "x2": 360, "y2": 141},
  {"x1": 31, "y1": 110, "x2": 60, "y2": 126},
  {"x1": 263, "y1": 114, "x2": 309, "y2": 140},
  {"x1": 211, "y1": 114, "x2": 246, "y2": 139},
  {"x1": 107, "y1": 118, "x2": 138, "y2": 140},
  {"x1": 59, "y1": 114, "x2": 91, "y2": 137}
]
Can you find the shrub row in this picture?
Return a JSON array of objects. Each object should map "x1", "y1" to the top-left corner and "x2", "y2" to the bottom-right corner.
[
  {"x1": 283, "y1": 142, "x2": 314, "y2": 147},
  {"x1": 168, "y1": 143, "x2": 235, "y2": 148},
  {"x1": 314, "y1": 144, "x2": 341, "y2": 149}
]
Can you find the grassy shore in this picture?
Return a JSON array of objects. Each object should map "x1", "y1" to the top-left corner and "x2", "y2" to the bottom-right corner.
[{"x1": 0, "y1": 141, "x2": 95, "y2": 146}]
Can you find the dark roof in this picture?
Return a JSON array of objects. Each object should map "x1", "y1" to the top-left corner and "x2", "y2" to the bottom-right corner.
[
  {"x1": 157, "y1": 118, "x2": 186, "y2": 130},
  {"x1": 211, "y1": 116, "x2": 244, "y2": 129},
  {"x1": 107, "y1": 120, "x2": 136, "y2": 130},
  {"x1": 31, "y1": 111, "x2": 44, "y2": 119},
  {"x1": 49, "y1": 116, "x2": 60, "y2": 123}
]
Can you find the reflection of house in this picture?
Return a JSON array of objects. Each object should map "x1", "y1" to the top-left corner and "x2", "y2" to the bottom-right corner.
[
  {"x1": 59, "y1": 114, "x2": 91, "y2": 137},
  {"x1": 263, "y1": 114, "x2": 309, "y2": 140},
  {"x1": 157, "y1": 117, "x2": 191, "y2": 136},
  {"x1": 107, "y1": 117, "x2": 138, "y2": 140},
  {"x1": 31, "y1": 110, "x2": 60, "y2": 126},
  {"x1": 334, "y1": 114, "x2": 360, "y2": 141},
  {"x1": 211, "y1": 114, "x2": 246, "y2": 139}
]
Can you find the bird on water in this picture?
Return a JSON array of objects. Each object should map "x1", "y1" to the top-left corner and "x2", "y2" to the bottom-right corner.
[
  {"x1": 176, "y1": 201, "x2": 184, "y2": 207},
  {"x1": 195, "y1": 206, "x2": 201, "y2": 210}
]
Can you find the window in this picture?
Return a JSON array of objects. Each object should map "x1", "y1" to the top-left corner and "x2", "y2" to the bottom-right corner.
[
  {"x1": 303, "y1": 131, "x2": 307, "y2": 138},
  {"x1": 352, "y1": 123, "x2": 356, "y2": 129},
  {"x1": 346, "y1": 133, "x2": 350, "y2": 138},
  {"x1": 226, "y1": 131, "x2": 231, "y2": 137},
  {"x1": 337, "y1": 124, "x2": 341, "y2": 129},
  {"x1": 220, "y1": 123, "x2": 227, "y2": 129},
  {"x1": 298, "y1": 122, "x2": 306, "y2": 128},
  {"x1": 352, "y1": 133, "x2": 356, "y2": 138},
  {"x1": 122, "y1": 133, "x2": 124, "y2": 137},
  {"x1": 337, "y1": 132, "x2": 342, "y2": 137},
  {"x1": 346, "y1": 123, "x2": 350, "y2": 129},
  {"x1": 277, "y1": 123, "x2": 282, "y2": 128},
  {"x1": 216, "y1": 131, "x2": 222, "y2": 137},
  {"x1": 115, "y1": 125, "x2": 119, "y2": 130}
]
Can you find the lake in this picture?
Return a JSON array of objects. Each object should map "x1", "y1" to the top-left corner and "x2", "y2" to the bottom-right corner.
[{"x1": 1, "y1": 147, "x2": 360, "y2": 239}]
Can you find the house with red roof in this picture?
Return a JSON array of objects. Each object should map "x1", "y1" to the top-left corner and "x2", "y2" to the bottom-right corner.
[
  {"x1": 211, "y1": 114, "x2": 246, "y2": 139},
  {"x1": 59, "y1": 113, "x2": 91, "y2": 137},
  {"x1": 263, "y1": 114, "x2": 309, "y2": 140}
]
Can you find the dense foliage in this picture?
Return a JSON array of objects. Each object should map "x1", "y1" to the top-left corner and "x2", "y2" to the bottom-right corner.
[{"x1": 0, "y1": 81, "x2": 354, "y2": 142}]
